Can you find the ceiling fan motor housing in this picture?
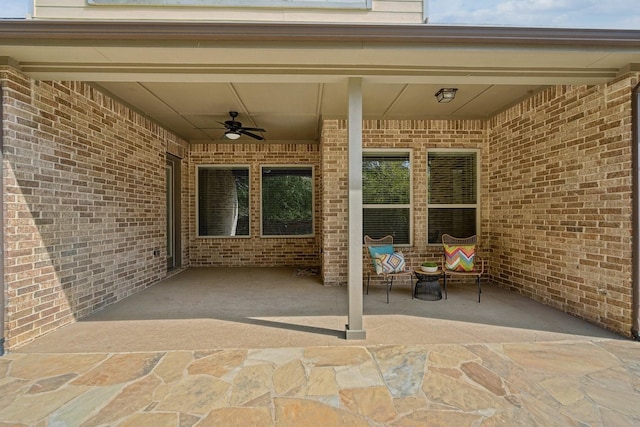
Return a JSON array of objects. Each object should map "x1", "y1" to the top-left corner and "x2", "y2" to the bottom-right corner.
[{"x1": 221, "y1": 111, "x2": 266, "y2": 140}]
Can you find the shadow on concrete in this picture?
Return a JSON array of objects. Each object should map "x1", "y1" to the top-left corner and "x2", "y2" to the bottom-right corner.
[{"x1": 18, "y1": 267, "x2": 625, "y2": 353}]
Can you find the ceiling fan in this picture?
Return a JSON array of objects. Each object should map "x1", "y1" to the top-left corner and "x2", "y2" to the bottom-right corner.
[{"x1": 219, "y1": 111, "x2": 266, "y2": 141}]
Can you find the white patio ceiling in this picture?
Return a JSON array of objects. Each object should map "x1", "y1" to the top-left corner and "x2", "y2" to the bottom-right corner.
[{"x1": 0, "y1": 22, "x2": 638, "y2": 144}]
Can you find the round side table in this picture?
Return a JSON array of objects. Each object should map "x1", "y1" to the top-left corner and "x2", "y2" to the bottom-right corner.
[{"x1": 414, "y1": 269, "x2": 443, "y2": 301}]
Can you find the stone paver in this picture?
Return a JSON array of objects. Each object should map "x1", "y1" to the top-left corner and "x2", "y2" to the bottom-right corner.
[{"x1": 0, "y1": 339, "x2": 639, "y2": 426}]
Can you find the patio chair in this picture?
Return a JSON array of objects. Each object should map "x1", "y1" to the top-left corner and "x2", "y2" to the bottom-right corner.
[
  {"x1": 441, "y1": 234, "x2": 485, "y2": 302},
  {"x1": 364, "y1": 235, "x2": 413, "y2": 303}
]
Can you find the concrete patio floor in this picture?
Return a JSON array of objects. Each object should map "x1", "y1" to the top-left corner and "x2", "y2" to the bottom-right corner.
[
  {"x1": 16, "y1": 267, "x2": 624, "y2": 352},
  {"x1": 1, "y1": 267, "x2": 639, "y2": 426}
]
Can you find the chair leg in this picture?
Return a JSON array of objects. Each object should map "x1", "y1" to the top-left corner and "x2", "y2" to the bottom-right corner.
[
  {"x1": 386, "y1": 277, "x2": 393, "y2": 304},
  {"x1": 443, "y1": 274, "x2": 448, "y2": 300},
  {"x1": 366, "y1": 272, "x2": 370, "y2": 295},
  {"x1": 477, "y1": 276, "x2": 481, "y2": 303},
  {"x1": 411, "y1": 275, "x2": 414, "y2": 299}
]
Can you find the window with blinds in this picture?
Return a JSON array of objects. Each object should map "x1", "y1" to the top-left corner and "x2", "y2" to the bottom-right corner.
[
  {"x1": 427, "y1": 150, "x2": 479, "y2": 244},
  {"x1": 197, "y1": 166, "x2": 249, "y2": 237},
  {"x1": 362, "y1": 151, "x2": 411, "y2": 244},
  {"x1": 261, "y1": 166, "x2": 313, "y2": 237}
]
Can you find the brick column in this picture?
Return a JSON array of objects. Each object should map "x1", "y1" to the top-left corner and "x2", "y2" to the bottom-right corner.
[{"x1": 320, "y1": 121, "x2": 349, "y2": 286}]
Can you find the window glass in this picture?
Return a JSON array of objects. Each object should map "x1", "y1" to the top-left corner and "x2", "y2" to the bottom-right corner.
[
  {"x1": 427, "y1": 151, "x2": 478, "y2": 244},
  {"x1": 197, "y1": 166, "x2": 249, "y2": 237},
  {"x1": 428, "y1": 208, "x2": 477, "y2": 244},
  {"x1": 363, "y1": 152, "x2": 411, "y2": 244},
  {"x1": 262, "y1": 166, "x2": 313, "y2": 236}
]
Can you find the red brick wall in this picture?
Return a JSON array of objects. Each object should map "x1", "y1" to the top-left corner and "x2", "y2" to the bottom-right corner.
[
  {"x1": 188, "y1": 143, "x2": 321, "y2": 267},
  {"x1": 488, "y1": 75, "x2": 639, "y2": 336},
  {"x1": 1, "y1": 67, "x2": 188, "y2": 349}
]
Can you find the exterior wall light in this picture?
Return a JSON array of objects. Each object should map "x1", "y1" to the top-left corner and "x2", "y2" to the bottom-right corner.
[{"x1": 435, "y1": 88, "x2": 458, "y2": 103}]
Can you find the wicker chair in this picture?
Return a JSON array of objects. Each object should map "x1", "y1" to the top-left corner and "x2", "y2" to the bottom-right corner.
[
  {"x1": 441, "y1": 234, "x2": 485, "y2": 302},
  {"x1": 364, "y1": 235, "x2": 413, "y2": 303}
]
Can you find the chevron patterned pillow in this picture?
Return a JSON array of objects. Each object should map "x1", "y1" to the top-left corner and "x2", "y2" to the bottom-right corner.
[
  {"x1": 376, "y1": 252, "x2": 406, "y2": 274},
  {"x1": 444, "y1": 244, "x2": 475, "y2": 272}
]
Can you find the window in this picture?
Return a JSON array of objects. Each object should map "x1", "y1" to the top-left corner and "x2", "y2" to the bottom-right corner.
[
  {"x1": 427, "y1": 150, "x2": 479, "y2": 244},
  {"x1": 261, "y1": 166, "x2": 313, "y2": 237},
  {"x1": 197, "y1": 166, "x2": 249, "y2": 237},
  {"x1": 362, "y1": 151, "x2": 411, "y2": 244}
]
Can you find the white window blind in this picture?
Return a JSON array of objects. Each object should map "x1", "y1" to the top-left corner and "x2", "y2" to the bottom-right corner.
[{"x1": 427, "y1": 151, "x2": 479, "y2": 244}]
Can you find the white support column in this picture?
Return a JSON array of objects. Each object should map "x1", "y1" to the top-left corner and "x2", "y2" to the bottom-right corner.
[{"x1": 345, "y1": 77, "x2": 366, "y2": 339}]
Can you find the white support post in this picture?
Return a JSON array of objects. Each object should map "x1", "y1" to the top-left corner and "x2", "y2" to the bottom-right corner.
[{"x1": 345, "y1": 77, "x2": 366, "y2": 339}]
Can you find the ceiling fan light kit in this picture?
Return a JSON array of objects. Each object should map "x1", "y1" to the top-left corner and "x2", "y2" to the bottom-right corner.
[{"x1": 224, "y1": 131, "x2": 241, "y2": 140}]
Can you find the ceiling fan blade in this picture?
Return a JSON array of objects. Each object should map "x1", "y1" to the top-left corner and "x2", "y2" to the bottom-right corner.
[
  {"x1": 240, "y1": 127, "x2": 266, "y2": 132},
  {"x1": 239, "y1": 130, "x2": 265, "y2": 140}
]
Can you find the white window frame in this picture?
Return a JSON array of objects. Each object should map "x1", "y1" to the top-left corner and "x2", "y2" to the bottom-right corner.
[
  {"x1": 362, "y1": 149, "x2": 413, "y2": 246},
  {"x1": 426, "y1": 148, "x2": 480, "y2": 245},
  {"x1": 196, "y1": 164, "x2": 251, "y2": 238},
  {"x1": 260, "y1": 165, "x2": 315, "y2": 238}
]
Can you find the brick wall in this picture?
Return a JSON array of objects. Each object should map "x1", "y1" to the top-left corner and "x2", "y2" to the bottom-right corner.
[
  {"x1": 321, "y1": 80, "x2": 637, "y2": 337},
  {"x1": 488, "y1": 74, "x2": 639, "y2": 336},
  {"x1": 321, "y1": 119, "x2": 487, "y2": 286},
  {"x1": 2, "y1": 63, "x2": 637, "y2": 348},
  {"x1": 320, "y1": 120, "x2": 348, "y2": 286},
  {"x1": 188, "y1": 143, "x2": 321, "y2": 267},
  {"x1": 1, "y1": 67, "x2": 188, "y2": 349}
]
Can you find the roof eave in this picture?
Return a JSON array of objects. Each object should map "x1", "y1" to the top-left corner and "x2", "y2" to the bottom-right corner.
[{"x1": 0, "y1": 20, "x2": 639, "y2": 48}]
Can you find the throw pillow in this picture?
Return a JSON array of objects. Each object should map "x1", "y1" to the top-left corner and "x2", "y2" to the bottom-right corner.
[
  {"x1": 444, "y1": 244, "x2": 475, "y2": 272},
  {"x1": 368, "y1": 244, "x2": 394, "y2": 273},
  {"x1": 377, "y1": 251, "x2": 406, "y2": 274}
]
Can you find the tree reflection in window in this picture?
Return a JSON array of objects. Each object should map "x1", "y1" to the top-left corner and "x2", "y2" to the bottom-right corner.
[
  {"x1": 261, "y1": 166, "x2": 313, "y2": 236},
  {"x1": 363, "y1": 152, "x2": 411, "y2": 244},
  {"x1": 198, "y1": 166, "x2": 249, "y2": 237}
]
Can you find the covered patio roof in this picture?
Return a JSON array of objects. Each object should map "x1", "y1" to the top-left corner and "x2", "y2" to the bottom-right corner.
[
  {"x1": 1, "y1": 19, "x2": 639, "y2": 347},
  {"x1": 0, "y1": 21, "x2": 638, "y2": 144}
]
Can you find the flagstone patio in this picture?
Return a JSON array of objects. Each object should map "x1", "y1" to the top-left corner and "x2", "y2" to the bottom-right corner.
[{"x1": 1, "y1": 268, "x2": 638, "y2": 425}]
